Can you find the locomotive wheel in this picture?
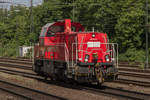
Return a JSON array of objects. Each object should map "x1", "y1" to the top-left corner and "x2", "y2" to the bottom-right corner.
[
  {"x1": 97, "y1": 82, "x2": 102, "y2": 87},
  {"x1": 114, "y1": 74, "x2": 118, "y2": 80},
  {"x1": 44, "y1": 76, "x2": 48, "y2": 80},
  {"x1": 44, "y1": 77, "x2": 47, "y2": 80}
]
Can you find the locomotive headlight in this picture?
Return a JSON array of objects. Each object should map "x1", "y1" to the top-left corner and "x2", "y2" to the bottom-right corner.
[
  {"x1": 105, "y1": 55, "x2": 110, "y2": 62},
  {"x1": 84, "y1": 54, "x2": 89, "y2": 62},
  {"x1": 92, "y1": 33, "x2": 95, "y2": 38}
]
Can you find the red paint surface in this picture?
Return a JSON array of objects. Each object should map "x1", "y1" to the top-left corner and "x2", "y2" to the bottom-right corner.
[{"x1": 34, "y1": 19, "x2": 112, "y2": 64}]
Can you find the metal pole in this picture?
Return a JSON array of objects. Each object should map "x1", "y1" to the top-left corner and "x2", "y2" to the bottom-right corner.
[
  {"x1": 73, "y1": 0, "x2": 74, "y2": 22},
  {"x1": 30, "y1": 0, "x2": 33, "y2": 33},
  {"x1": 145, "y1": 0, "x2": 149, "y2": 69}
]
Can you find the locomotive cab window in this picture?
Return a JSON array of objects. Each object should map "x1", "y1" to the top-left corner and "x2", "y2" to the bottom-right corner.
[
  {"x1": 47, "y1": 30, "x2": 55, "y2": 37},
  {"x1": 47, "y1": 25, "x2": 64, "y2": 37},
  {"x1": 78, "y1": 28, "x2": 83, "y2": 32},
  {"x1": 71, "y1": 26, "x2": 76, "y2": 32}
]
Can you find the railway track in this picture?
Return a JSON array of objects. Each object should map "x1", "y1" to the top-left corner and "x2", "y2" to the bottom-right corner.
[
  {"x1": 40, "y1": 80, "x2": 150, "y2": 100},
  {"x1": 1, "y1": 57, "x2": 150, "y2": 79},
  {"x1": 0, "y1": 67, "x2": 35, "y2": 76},
  {"x1": 0, "y1": 80, "x2": 67, "y2": 100},
  {"x1": 118, "y1": 67, "x2": 150, "y2": 74},
  {"x1": 0, "y1": 57, "x2": 32, "y2": 62},
  {"x1": 0, "y1": 57, "x2": 150, "y2": 78},
  {"x1": 0, "y1": 57, "x2": 148, "y2": 70},
  {"x1": 82, "y1": 85, "x2": 150, "y2": 100},
  {"x1": 0, "y1": 57, "x2": 149, "y2": 99},
  {"x1": 114, "y1": 78, "x2": 150, "y2": 87},
  {"x1": 0, "y1": 64, "x2": 150, "y2": 88},
  {"x1": 119, "y1": 71, "x2": 150, "y2": 79},
  {"x1": 0, "y1": 70, "x2": 149, "y2": 100},
  {"x1": 0, "y1": 62, "x2": 32, "y2": 70},
  {"x1": 0, "y1": 58, "x2": 150, "y2": 85},
  {"x1": 0, "y1": 57, "x2": 32, "y2": 65},
  {"x1": 1, "y1": 61, "x2": 150, "y2": 80}
]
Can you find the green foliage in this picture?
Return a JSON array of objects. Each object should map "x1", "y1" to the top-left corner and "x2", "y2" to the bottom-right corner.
[
  {"x1": 0, "y1": 0, "x2": 149, "y2": 62},
  {"x1": 139, "y1": 62, "x2": 145, "y2": 69},
  {"x1": 115, "y1": 0, "x2": 145, "y2": 53},
  {"x1": 119, "y1": 48, "x2": 145, "y2": 62},
  {"x1": 2, "y1": 40, "x2": 18, "y2": 57},
  {"x1": 0, "y1": 6, "x2": 30, "y2": 57}
]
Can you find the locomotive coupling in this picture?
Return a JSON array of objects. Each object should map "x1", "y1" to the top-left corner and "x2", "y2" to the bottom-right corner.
[
  {"x1": 95, "y1": 63, "x2": 104, "y2": 84},
  {"x1": 94, "y1": 62, "x2": 118, "y2": 83}
]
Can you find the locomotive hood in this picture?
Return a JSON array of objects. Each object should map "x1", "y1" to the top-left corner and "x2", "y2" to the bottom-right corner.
[{"x1": 77, "y1": 32, "x2": 108, "y2": 63}]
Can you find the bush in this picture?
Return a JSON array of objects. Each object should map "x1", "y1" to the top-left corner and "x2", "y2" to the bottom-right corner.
[{"x1": 119, "y1": 48, "x2": 146, "y2": 63}]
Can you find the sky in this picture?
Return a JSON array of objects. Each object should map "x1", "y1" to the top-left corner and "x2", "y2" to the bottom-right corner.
[
  {"x1": 0, "y1": 0, "x2": 43, "y2": 8},
  {"x1": 13, "y1": 0, "x2": 43, "y2": 7}
]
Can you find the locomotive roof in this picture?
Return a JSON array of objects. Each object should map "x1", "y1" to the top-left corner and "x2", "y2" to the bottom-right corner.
[
  {"x1": 42, "y1": 21, "x2": 84, "y2": 29},
  {"x1": 43, "y1": 22, "x2": 55, "y2": 28}
]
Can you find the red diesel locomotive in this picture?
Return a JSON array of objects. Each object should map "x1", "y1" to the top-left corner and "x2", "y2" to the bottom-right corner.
[{"x1": 33, "y1": 19, "x2": 118, "y2": 85}]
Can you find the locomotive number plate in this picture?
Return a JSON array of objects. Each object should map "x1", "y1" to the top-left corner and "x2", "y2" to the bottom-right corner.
[{"x1": 87, "y1": 42, "x2": 100, "y2": 47}]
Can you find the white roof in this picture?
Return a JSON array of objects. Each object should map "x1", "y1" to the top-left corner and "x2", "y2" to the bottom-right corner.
[{"x1": 42, "y1": 22, "x2": 55, "y2": 28}]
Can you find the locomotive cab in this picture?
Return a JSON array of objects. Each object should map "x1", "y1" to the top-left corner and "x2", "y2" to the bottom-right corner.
[{"x1": 39, "y1": 20, "x2": 84, "y2": 46}]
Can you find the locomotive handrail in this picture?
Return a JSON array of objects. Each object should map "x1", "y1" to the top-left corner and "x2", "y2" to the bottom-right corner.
[
  {"x1": 64, "y1": 43, "x2": 70, "y2": 70},
  {"x1": 72, "y1": 43, "x2": 118, "y2": 68}
]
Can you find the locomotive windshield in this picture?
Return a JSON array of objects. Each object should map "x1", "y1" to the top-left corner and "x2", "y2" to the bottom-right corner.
[
  {"x1": 50, "y1": 25, "x2": 64, "y2": 33},
  {"x1": 47, "y1": 25, "x2": 64, "y2": 37}
]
